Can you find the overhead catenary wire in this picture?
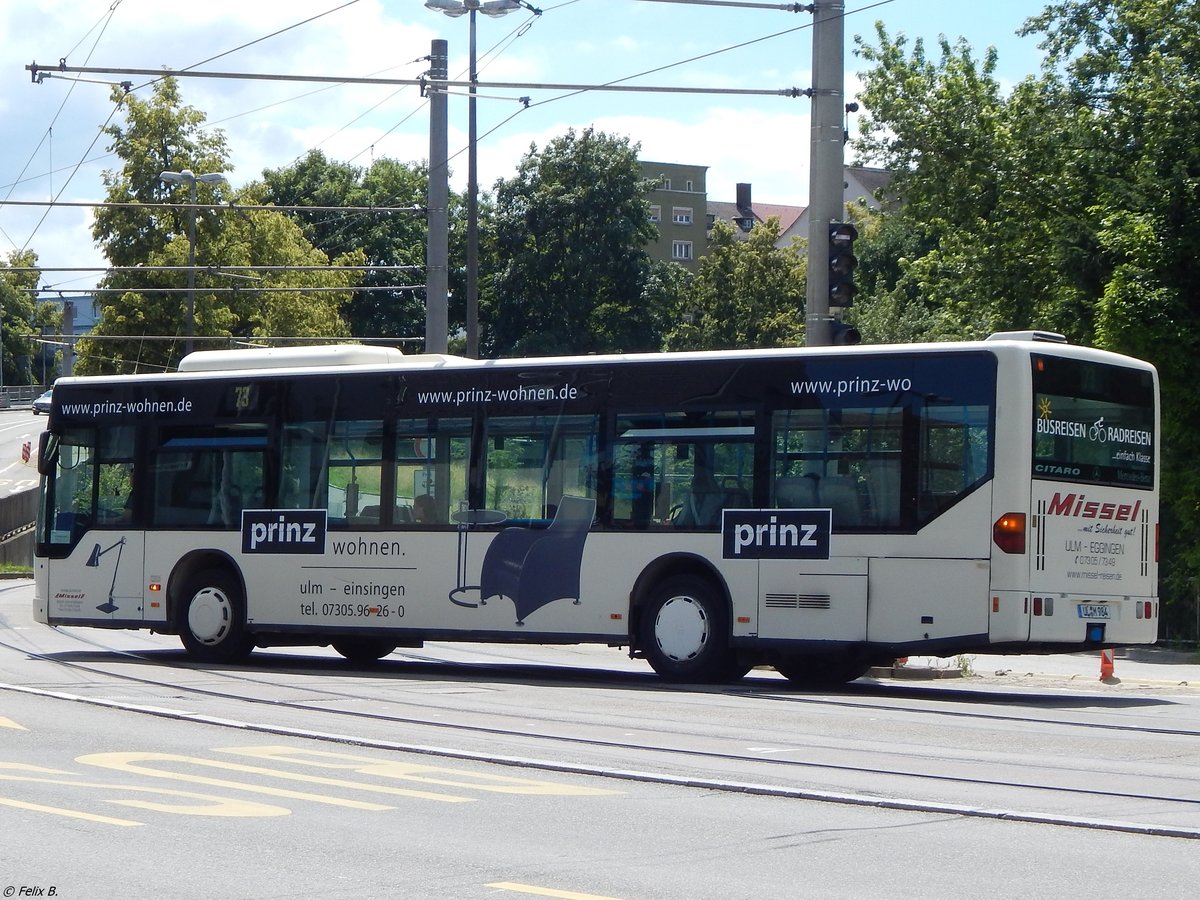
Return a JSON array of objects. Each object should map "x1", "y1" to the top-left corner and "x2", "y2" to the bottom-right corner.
[
  {"x1": 9, "y1": 0, "x2": 897, "y2": 296},
  {"x1": 0, "y1": 199, "x2": 423, "y2": 214},
  {"x1": 22, "y1": 285, "x2": 423, "y2": 294},
  {"x1": 9, "y1": 265, "x2": 421, "y2": 274},
  {"x1": 8, "y1": 0, "x2": 375, "y2": 256},
  {"x1": 1, "y1": 0, "x2": 125, "y2": 249},
  {"x1": 29, "y1": 64, "x2": 805, "y2": 98},
  {"x1": 36, "y1": 334, "x2": 423, "y2": 347}
]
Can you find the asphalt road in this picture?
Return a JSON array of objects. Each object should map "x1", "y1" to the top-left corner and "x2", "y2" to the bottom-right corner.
[
  {"x1": 0, "y1": 408, "x2": 43, "y2": 499},
  {"x1": 3, "y1": 579, "x2": 1200, "y2": 899}
]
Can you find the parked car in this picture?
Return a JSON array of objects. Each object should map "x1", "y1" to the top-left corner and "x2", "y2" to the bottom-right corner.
[{"x1": 32, "y1": 389, "x2": 53, "y2": 415}]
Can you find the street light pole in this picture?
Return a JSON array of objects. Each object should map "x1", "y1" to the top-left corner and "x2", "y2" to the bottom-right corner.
[
  {"x1": 425, "y1": 0, "x2": 541, "y2": 357},
  {"x1": 160, "y1": 168, "x2": 226, "y2": 355}
]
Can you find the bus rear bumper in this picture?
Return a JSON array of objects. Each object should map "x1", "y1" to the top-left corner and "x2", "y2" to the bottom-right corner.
[{"x1": 990, "y1": 590, "x2": 1159, "y2": 645}]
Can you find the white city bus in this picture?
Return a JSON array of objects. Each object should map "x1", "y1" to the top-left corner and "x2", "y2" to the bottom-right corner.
[{"x1": 33, "y1": 332, "x2": 1159, "y2": 684}]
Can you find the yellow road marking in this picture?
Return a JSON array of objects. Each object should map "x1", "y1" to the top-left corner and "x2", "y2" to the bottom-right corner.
[
  {"x1": 77, "y1": 751, "x2": 466, "y2": 807},
  {"x1": 0, "y1": 716, "x2": 27, "y2": 730},
  {"x1": 1, "y1": 770, "x2": 291, "y2": 820},
  {"x1": 0, "y1": 795, "x2": 142, "y2": 827},
  {"x1": 486, "y1": 884, "x2": 624, "y2": 900}
]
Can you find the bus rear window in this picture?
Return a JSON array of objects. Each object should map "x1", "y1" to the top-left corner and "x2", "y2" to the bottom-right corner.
[{"x1": 1032, "y1": 356, "x2": 1155, "y2": 488}]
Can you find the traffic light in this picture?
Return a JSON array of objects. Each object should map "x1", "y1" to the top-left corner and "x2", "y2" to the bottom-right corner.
[
  {"x1": 830, "y1": 322, "x2": 861, "y2": 345},
  {"x1": 828, "y1": 222, "x2": 858, "y2": 307}
]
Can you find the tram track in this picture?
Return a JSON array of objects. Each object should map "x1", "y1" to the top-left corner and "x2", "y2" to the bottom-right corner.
[
  {"x1": 2, "y1": 626, "x2": 1200, "y2": 840},
  {"x1": 8, "y1": 624, "x2": 1200, "y2": 740}
]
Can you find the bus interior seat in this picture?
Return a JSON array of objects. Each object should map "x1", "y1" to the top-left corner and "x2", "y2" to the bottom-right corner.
[
  {"x1": 775, "y1": 475, "x2": 819, "y2": 508},
  {"x1": 865, "y1": 461, "x2": 901, "y2": 527},
  {"x1": 775, "y1": 473, "x2": 863, "y2": 527},
  {"x1": 673, "y1": 489, "x2": 726, "y2": 529},
  {"x1": 820, "y1": 475, "x2": 863, "y2": 527},
  {"x1": 721, "y1": 482, "x2": 751, "y2": 510}
]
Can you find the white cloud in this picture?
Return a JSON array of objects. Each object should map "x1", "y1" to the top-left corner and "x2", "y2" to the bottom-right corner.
[{"x1": 2, "y1": 0, "x2": 1049, "y2": 287}]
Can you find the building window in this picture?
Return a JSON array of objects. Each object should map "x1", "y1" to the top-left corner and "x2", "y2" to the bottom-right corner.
[
  {"x1": 672, "y1": 207, "x2": 693, "y2": 225},
  {"x1": 672, "y1": 241, "x2": 693, "y2": 260},
  {"x1": 686, "y1": 180, "x2": 694, "y2": 191},
  {"x1": 662, "y1": 177, "x2": 672, "y2": 190},
  {"x1": 649, "y1": 205, "x2": 661, "y2": 223}
]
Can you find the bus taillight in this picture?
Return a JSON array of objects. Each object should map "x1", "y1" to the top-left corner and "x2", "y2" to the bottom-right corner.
[{"x1": 992, "y1": 513, "x2": 1026, "y2": 554}]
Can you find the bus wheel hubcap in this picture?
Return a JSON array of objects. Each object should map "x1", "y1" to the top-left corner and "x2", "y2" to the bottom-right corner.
[
  {"x1": 188, "y1": 587, "x2": 232, "y2": 645},
  {"x1": 655, "y1": 595, "x2": 708, "y2": 662}
]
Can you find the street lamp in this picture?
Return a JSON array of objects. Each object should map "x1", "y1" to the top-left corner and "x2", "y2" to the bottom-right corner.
[
  {"x1": 425, "y1": 0, "x2": 541, "y2": 358},
  {"x1": 159, "y1": 168, "x2": 227, "y2": 355}
]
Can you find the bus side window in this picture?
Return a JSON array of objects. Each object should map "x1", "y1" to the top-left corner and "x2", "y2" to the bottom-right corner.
[
  {"x1": 395, "y1": 418, "x2": 472, "y2": 526},
  {"x1": 94, "y1": 425, "x2": 136, "y2": 526},
  {"x1": 481, "y1": 415, "x2": 598, "y2": 523},
  {"x1": 325, "y1": 420, "x2": 383, "y2": 525}
]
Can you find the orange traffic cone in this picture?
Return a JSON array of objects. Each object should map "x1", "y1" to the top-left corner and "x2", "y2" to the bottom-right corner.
[{"x1": 1099, "y1": 648, "x2": 1115, "y2": 681}]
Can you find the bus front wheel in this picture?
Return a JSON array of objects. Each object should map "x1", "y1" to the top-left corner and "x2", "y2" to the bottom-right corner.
[
  {"x1": 178, "y1": 568, "x2": 254, "y2": 663},
  {"x1": 639, "y1": 575, "x2": 745, "y2": 684}
]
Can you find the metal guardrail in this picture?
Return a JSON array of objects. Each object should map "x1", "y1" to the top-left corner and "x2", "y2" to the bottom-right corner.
[
  {"x1": 0, "y1": 385, "x2": 49, "y2": 409},
  {"x1": 0, "y1": 488, "x2": 37, "y2": 568}
]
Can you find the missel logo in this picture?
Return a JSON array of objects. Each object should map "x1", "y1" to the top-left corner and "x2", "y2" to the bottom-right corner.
[
  {"x1": 241, "y1": 509, "x2": 327, "y2": 554},
  {"x1": 721, "y1": 508, "x2": 831, "y2": 560}
]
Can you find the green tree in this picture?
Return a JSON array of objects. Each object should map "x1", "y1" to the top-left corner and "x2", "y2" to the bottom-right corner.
[
  {"x1": 1024, "y1": 0, "x2": 1200, "y2": 626},
  {"x1": 488, "y1": 128, "x2": 659, "y2": 356},
  {"x1": 852, "y1": 1, "x2": 1200, "y2": 633},
  {"x1": 853, "y1": 26, "x2": 1102, "y2": 341},
  {"x1": 663, "y1": 219, "x2": 805, "y2": 351},
  {"x1": 92, "y1": 78, "x2": 231, "y2": 269},
  {"x1": 81, "y1": 79, "x2": 356, "y2": 374},
  {"x1": 256, "y1": 151, "x2": 434, "y2": 342},
  {"x1": 78, "y1": 207, "x2": 358, "y2": 375},
  {"x1": 0, "y1": 251, "x2": 56, "y2": 386}
]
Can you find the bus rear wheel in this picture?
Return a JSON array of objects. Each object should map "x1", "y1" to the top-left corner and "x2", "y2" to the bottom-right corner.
[
  {"x1": 639, "y1": 575, "x2": 745, "y2": 684},
  {"x1": 333, "y1": 638, "x2": 397, "y2": 664},
  {"x1": 178, "y1": 568, "x2": 254, "y2": 663}
]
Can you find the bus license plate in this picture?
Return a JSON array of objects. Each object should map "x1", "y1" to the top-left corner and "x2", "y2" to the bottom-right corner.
[{"x1": 1077, "y1": 604, "x2": 1111, "y2": 619}]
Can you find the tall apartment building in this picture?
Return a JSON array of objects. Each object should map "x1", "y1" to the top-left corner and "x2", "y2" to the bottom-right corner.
[
  {"x1": 640, "y1": 160, "x2": 891, "y2": 268},
  {"x1": 639, "y1": 161, "x2": 708, "y2": 273}
]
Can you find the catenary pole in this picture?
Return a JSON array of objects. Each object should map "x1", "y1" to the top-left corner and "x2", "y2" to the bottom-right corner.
[
  {"x1": 425, "y1": 39, "x2": 450, "y2": 354},
  {"x1": 805, "y1": 0, "x2": 844, "y2": 347}
]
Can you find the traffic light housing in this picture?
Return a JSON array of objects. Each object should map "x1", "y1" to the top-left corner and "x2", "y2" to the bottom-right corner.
[
  {"x1": 830, "y1": 321, "x2": 861, "y2": 345},
  {"x1": 828, "y1": 222, "x2": 858, "y2": 307}
]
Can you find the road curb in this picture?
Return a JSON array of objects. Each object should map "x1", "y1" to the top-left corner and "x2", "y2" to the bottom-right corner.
[{"x1": 868, "y1": 664, "x2": 965, "y2": 680}]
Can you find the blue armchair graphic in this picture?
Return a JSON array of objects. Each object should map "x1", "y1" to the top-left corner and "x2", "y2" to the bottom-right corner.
[{"x1": 479, "y1": 495, "x2": 596, "y2": 625}]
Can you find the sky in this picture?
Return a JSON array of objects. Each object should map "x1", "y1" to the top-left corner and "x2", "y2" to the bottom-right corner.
[{"x1": 0, "y1": 0, "x2": 1055, "y2": 295}]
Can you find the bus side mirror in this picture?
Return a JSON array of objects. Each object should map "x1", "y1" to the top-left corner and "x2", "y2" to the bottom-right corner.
[{"x1": 37, "y1": 432, "x2": 58, "y2": 477}]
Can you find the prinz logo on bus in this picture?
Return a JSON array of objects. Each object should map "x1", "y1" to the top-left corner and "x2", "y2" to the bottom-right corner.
[
  {"x1": 241, "y1": 509, "x2": 327, "y2": 554},
  {"x1": 721, "y1": 508, "x2": 831, "y2": 560}
]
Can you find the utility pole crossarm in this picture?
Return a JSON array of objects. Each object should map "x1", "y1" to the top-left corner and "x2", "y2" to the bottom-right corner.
[{"x1": 26, "y1": 62, "x2": 806, "y2": 99}]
